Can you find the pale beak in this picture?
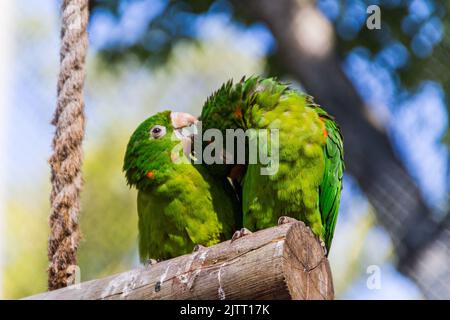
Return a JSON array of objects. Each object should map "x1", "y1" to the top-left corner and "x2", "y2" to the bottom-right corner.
[
  {"x1": 170, "y1": 112, "x2": 198, "y2": 157},
  {"x1": 170, "y1": 112, "x2": 198, "y2": 130}
]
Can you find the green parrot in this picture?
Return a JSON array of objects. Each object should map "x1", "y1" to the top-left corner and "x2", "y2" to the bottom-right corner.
[
  {"x1": 123, "y1": 110, "x2": 240, "y2": 261},
  {"x1": 199, "y1": 77, "x2": 344, "y2": 253}
]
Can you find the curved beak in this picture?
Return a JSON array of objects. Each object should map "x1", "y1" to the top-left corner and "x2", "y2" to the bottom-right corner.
[{"x1": 170, "y1": 112, "x2": 198, "y2": 158}]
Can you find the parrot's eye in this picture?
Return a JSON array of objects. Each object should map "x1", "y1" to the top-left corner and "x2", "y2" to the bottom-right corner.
[{"x1": 150, "y1": 125, "x2": 166, "y2": 139}]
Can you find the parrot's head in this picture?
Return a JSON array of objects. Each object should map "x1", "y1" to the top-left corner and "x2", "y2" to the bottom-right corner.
[{"x1": 123, "y1": 110, "x2": 197, "y2": 190}]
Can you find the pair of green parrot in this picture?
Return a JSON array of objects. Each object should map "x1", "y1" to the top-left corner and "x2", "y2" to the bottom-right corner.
[{"x1": 123, "y1": 77, "x2": 344, "y2": 262}]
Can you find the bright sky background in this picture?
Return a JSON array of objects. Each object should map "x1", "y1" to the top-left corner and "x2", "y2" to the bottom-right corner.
[{"x1": 0, "y1": 0, "x2": 16, "y2": 300}]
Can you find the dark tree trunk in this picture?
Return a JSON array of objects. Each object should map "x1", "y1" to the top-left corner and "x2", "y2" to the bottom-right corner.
[{"x1": 234, "y1": 0, "x2": 450, "y2": 298}]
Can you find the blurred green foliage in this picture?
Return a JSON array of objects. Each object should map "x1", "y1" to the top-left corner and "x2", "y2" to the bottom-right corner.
[
  {"x1": 89, "y1": 0, "x2": 450, "y2": 142},
  {"x1": 89, "y1": 0, "x2": 449, "y2": 89},
  {"x1": 77, "y1": 129, "x2": 139, "y2": 281},
  {"x1": 4, "y1": 200, "x2": 48, "y2": 298},
  {"x1": 332, "y1": 1, "x2": 449, "y2": 92}
]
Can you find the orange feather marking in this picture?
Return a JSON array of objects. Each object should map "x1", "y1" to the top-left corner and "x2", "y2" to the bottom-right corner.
[
  {"x1": 319, "y1": 118, "x2": 328, "y2": 138},
  {"x1": 234, "y1": 106, "x2": 243, "y2": 119}
]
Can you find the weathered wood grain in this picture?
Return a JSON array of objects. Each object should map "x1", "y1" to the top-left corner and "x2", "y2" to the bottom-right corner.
[{"x1": 26, "y1": 221, "x2": 334, "y2": 300}]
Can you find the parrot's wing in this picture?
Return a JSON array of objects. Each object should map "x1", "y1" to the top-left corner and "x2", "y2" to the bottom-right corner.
[{"x1": 318, "y1": 114, "x2": 344, "y2": 252}]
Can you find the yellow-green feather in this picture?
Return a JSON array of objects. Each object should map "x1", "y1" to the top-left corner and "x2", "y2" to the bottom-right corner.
[{"x1": 136, "y1": 164, "x2": 239, "y2": 261}]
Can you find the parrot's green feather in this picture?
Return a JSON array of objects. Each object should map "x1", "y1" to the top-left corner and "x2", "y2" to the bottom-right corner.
[
  {"x1": 124, "y1": 111, "x2": 239, "y2": 261},
  {"x1": 318, "y1": 113, "x2": 344, "y2": 251},
  {"x1": 200, "y1": 77, "x2": 344, "y2": 253}
]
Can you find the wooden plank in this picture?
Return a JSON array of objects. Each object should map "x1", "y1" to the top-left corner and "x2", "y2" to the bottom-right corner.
[{"x1": 26, "y1": 221, "x2": 334, "y2": 300}]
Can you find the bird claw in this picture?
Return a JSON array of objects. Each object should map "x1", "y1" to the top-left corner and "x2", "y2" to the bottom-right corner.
[
  {"x1": 144, "y1": 259, "x2": 158, "y2": 268},
  {"x1": 192, "y1": 244, "x2": 206, "y2": 252},
  {"x1": 320, "y1": 240, "x2": 328, "y2": 256},
  {"x1": 278, "y1": 216, "x2": 298, "y2": 225},
  {"x1": 231, "y1": 228, "x2": 252, "y2": 242}
]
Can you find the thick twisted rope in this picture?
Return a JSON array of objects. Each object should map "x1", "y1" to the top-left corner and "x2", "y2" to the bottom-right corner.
[{"x1": 48, "y1": 0, "x2": 89, "y2": 290}]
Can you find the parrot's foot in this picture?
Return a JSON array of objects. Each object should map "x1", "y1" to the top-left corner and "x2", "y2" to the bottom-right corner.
[
  {"x1": 144, "y1": 259, "x2": 158, "y2": 268},
  {"x1": 231, "y1": 228, "x2": 252, "y2": 242},
  {"x1": 192, "y1": 244, "x2": 207, "y2": 252},
  {"x1": 278, "y1": 216, "x2": 298, "y2": 225}
]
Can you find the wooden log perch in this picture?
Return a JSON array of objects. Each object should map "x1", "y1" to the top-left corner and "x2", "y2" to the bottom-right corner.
[{"x1": 27, "y1": 221, "x2": 334, "y2": 300}]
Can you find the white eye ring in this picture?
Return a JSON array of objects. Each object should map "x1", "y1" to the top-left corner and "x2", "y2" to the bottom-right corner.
[{"x1": 150, "y1": 125, "x2": 166, "y2": 139}]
